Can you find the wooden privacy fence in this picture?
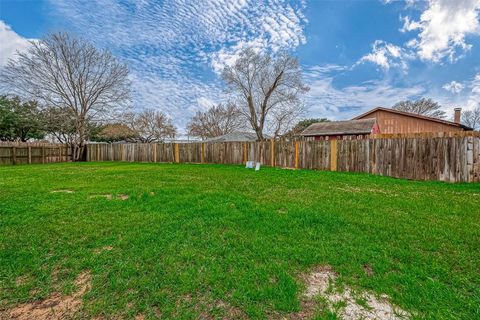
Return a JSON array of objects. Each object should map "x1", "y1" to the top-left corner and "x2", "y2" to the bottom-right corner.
[
  {"x1": 87, "y1": 133, "x2": 480, "y2": 183},
  {"x1": 0, "y1": 142, "x2": 72, "y2": 165}
]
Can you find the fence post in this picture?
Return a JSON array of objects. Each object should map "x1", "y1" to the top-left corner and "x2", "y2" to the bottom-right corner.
[
  {"x1": 270, "y1": 139, "x2": 275, "y2": 167},
  {"x1": 28, "y1": 146, "x2": 32, "y2": 164},
  {"x1": 12, "y1": 147, "x2": 16, "y2": 165},
  {"x1": 153, "y1": 143, "x2": 157, "y2": 163},
  {"x1": 243, "y1": 143, "x2": 247, "y2": 163},
  {"x1": 175, "y1": 143, "x2": 180, "y2": 163},
  {"x1": 330, "y1": 139, "x2": 337, "y2": 171},
  {"x1": 42, "y1": 146, "x2": 45, "y2": 164},
  {"x1": 295, "y1": 141, "x2": 299, "y2": 169},
  {"x1": 201, "y1": 143, "x2": 205, "y2": 163}
]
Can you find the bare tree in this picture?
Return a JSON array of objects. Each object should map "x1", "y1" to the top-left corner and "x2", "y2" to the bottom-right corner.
[
  {"x1": 462, "y1": 105, "x2": 480, "y2": 130},
  {"x1": 222, "y1": 48, "x2": 309, "y2": 140},
  {"x1": 267, "y1": 102, "x2": 306, "y2": 138},
  {"x1": 0, "y1": 32, "x2": 130, "y2": 160},
  {"x1": 123, "y1": 109, "x2": 176, "y2": 143},
  {"x1": 187, "y1": 103, "x2": 244, "y2": 139},
  {"x1": 392, "y1": 98, "x2": 446, "y2": 119}
]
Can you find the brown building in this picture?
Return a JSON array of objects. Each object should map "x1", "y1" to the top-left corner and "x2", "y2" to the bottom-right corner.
[
  {"x1": 300, "y1": 119, "x2": 377, "y2": 140},
  {"x1": 353, "y1": 107, "x2": 471, "y2": 134},
  {"x1": 300, "y1": 107, "x2": 472, "y2": 140}
]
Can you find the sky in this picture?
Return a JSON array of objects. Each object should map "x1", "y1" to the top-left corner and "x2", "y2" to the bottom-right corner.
[{"x1": 1, "y1": 0, "x2": 479, "y2": 133}]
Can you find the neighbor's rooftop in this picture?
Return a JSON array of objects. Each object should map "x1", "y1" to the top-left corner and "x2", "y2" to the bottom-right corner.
[
  {"x1": 299, "y1": 119, "x2": 376, "y2": 136},
  {"x1": 206, "y1": 131, "x2": 259, "y2": 142}
]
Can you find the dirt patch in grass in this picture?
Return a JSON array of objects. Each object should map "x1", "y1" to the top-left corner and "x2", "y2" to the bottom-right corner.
[
  {"x1": 3, "y1": 271, "x2": 91, "y2": 320},
  {"x1": 116, "y1": 194, "x2": 129, "y2": 200},
  {"x1": 213, "y1": 300, "x2": 248, "y2": 319},
  {"x1": 93, "y1": 246, "x2": 113, "y2": 254},
  {"x1": 88, "y1": 194, "x2": 129, "y2": 200},
  {"x1": 363, "y1": 264, "x2": 374, "y2": 277},
  {"x1": 50, "y1": 190, "x2": 75, "y2": 194},
  {"x1": 89, "y1": 194, "x2": 113, "y2": 200},
  {"x1": 15, "y1": 276, "x2": 29, "y2": 286},
  {"x1": 294, "y1": 266, "x2": 410, "y2": 320}
]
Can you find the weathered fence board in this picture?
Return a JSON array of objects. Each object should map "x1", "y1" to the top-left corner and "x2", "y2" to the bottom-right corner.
[
  {"x1": 0, "y1": 143, "x2": 71, "y2": 165},
  {"x1": 86, "y1": 135, "x2": 480, "y2": 183}
]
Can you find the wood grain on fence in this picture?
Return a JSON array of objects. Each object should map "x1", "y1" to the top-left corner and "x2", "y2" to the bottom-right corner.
[
  {"x1": 0, "y1": 143, "x2": 71, "y2": 165},
  {"x1": 86, "y1": 135, "x2": 480, "y2": 183}
]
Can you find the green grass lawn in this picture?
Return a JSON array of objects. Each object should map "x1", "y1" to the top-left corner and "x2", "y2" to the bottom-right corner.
[{"x1": 0, "y1": 162, "x2": 479, "y2": 319}]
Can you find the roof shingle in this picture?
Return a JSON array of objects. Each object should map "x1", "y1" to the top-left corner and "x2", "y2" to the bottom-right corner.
[{"x1": 300, "y1": 119, "x2": 376, "y2": 136}]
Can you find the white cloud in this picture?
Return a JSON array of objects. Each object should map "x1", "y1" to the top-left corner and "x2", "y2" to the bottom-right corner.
[
  {"x1": 401, "y1": 0, "x2": 480, "y2": 62},
  {"x1": 303, "y1": 65, "x2": 425, "y2": 120},
  {"x1": 0, "y1": 20, "x2": 32, "y2": 66},
  {"x1": 442, "y1": 81, "x2": 464, "y2": 94},
  {"x1": 466, "y1": 73, "x2": 480, "y2": 109},
  {"x1": 48, "y1": 0, "x2": 307, "y2": 132},
  {"x1": 357, "y1": 40, "x2": 411, "y2": 70},
  {"x1": 196, "y1": 97, "x2": 217, "y2": 111},
  {"x1": 417, "y1": 73, "x2": 480, "y2": 118}
]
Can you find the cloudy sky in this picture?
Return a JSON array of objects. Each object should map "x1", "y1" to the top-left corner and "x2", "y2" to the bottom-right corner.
[{"x1": 1, "y1": 0, "x2": 479, "y2": 132}]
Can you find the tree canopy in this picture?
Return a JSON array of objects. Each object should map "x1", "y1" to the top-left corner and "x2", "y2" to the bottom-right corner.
[
  {"x1": 187, "y1": 103, "x2": 244, "y2": 139},
  {"x1": 461, "y1": 105, "x2": 480, "y2": 130},
  {"x1": 222, "y1": 48, "x2": 308, "y2": 140},
  {"x1": 392, "y1": 98, "x2": 446, "y2": 119},
  {"x1": 0, "y1": 95, "x2": 44, "y2": 142},
  {"x1": 1, "y1": 32, "x2": 130, "y2": 159}
]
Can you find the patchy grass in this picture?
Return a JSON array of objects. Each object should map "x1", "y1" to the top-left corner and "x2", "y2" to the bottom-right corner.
[{"x1": 0, "y1": 162, "x2": 479, "y2": 319}]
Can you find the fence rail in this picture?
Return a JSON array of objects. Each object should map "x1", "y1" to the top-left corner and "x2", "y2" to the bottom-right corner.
[
  {"x1": 0, "y1": 143, "x2": 72, "y2": 165},
  {"x1": 86, "y1": 135, "x2": 480, "y2": 183}
]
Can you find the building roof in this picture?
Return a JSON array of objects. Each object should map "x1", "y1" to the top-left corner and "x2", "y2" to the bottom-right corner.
[
  {"x1": 353, "y1": 107, "x2": 473, "y2": 130},
  {"x1": 300, "y1": 119, "x2": 376, "y2": 136},
  {"x1": 206, "y1": 131, "x2": 259, "y2": 142}
]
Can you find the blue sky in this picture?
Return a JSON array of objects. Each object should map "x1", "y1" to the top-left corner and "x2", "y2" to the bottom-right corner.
[{"x1": 1, "y1": 0, "x2": 479, "y2": 132}]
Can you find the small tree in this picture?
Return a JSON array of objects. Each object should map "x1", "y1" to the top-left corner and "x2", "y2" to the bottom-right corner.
[
  {"x1": 1, "y1": 32, "x2": 130, "y2": 160},
  {"x1": 462, "y1": 105, "x2": 480, "y2": 130},
  {"x1": 123, "y1": 109, "x2": 176, "y2": 143},
  {"x1": 284, "y1": 118, "x2": 330, "y2": 138},
  {"x1": 0, "y1": 95, "x2": 44, "y2": 142},
  {"x1": 222, "y1": 48, "x2": 309, "y2": 140},
  {"x1": 187, "y1": 103, "x2": 244, "y2": 139},
  {"x1": 392, "y1": 98, "x2": 446, "y2": 119},
  {"x1": 91, "y1": 123, "x2": 138, "y2": 142}
]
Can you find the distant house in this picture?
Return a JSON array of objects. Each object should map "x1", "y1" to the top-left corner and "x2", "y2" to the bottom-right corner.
[
  {"x1": 300, "y1": 119, "x2": 378, "y2": 140},
  {"x1": 300, "y1": 107, "x2": 472, "y2": 140},
  {"x1": 206, "y1": 131, "x2": 259, "y2": 142},
  {"x1": 354, "y1": 107, "x2": 471, "y2": 135}
]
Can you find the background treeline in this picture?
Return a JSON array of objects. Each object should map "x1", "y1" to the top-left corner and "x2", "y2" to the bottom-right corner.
[{"x1": 0, "y1": 95, "x2": 176, "y2": 144}]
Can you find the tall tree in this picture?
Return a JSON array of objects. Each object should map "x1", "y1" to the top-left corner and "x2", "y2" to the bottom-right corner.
[
  {"x1": 0, "y1": 95, "x2": 44, "y2": 142},
  {"x1": 123, "y1": 109, "x2": 176, "y2": 143},
  {"x1": 461, "y1": 105, "x2": 480, "y2": 130},
  {"x1": 222, "y1": 48, "x2": 309, "y2": 140},
  {"x1": 187, "y1": 103, "x2": 244, "y2": 139},
  {"x1": 392, "y1": 98, "x2": 446, "y2": 119},
  {"x1": 0, "y1": 32, "x2": 130, "y2": 160}
]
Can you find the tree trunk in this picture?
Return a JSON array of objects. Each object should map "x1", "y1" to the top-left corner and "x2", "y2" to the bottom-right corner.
[{"x1": 73, "y1": 116, "x2": 86, "y2": 161}]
